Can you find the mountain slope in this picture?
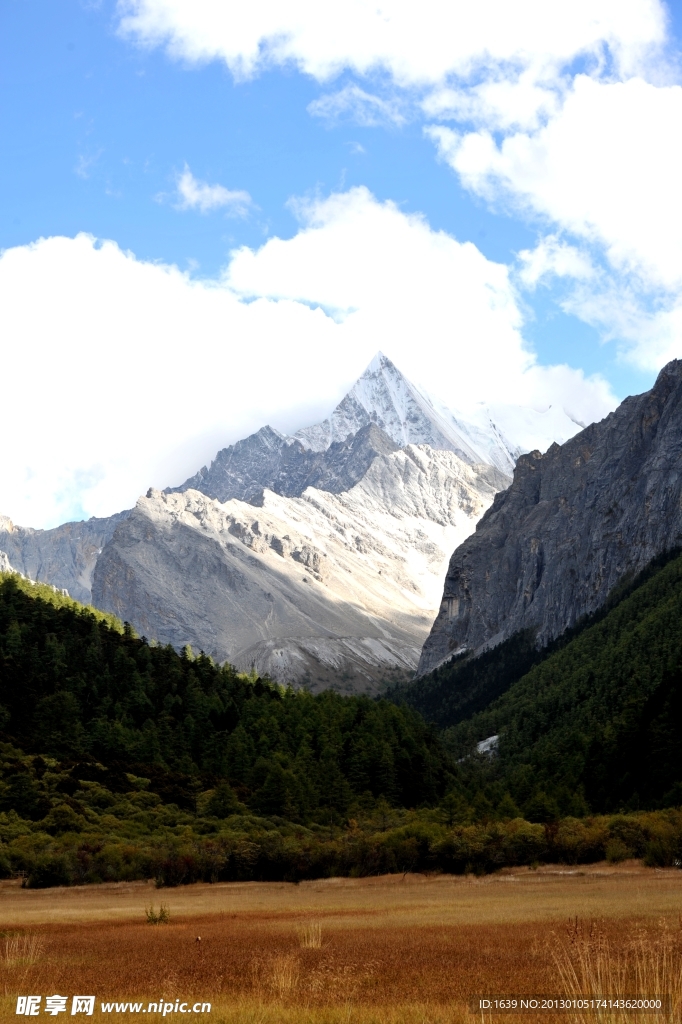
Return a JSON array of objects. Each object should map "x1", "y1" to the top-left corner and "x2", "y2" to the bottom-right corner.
[
  {"x1": 396, "y1": 548, "x2": 680, "y2": 730},
  {"x1": 0, "y1": 572, "x2": 447, "y2": 820},
  {"x1": 443, "y1": 549, "x2": 682, "y2": 813},
  {"x1": 419, "y1": 359, "x2": 682, "y2": 675},
  {"x1": 0, "y1": 351, "x2": 583, "y2": 675},
  {"x1": 93, "y1": 446, "x2": 509, "y2": 691},
  {"x1": 0, "y1": 511, "x2": 130, "y2": 604},
  {"x1": 4, "y1": 558, "x2": 682, "y2": 889}
]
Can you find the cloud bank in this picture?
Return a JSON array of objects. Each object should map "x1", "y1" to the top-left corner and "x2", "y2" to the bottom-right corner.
[
  {"x1": 117, "y1": 0, "x2": 665, "y2": 84},
  {"x1": 116, "y1": 0, "x2": 682, "y2": 370},
  {"x1": 0, "y1": 189, "x2": 614, "y2": 529},
  {"x1": 429, "y1": 74, "x2": 682, "y2": 369}
]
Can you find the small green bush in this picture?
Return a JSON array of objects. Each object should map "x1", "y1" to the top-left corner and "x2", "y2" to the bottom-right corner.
[{"x1": 145, "y1": 904, "x2": 170, "y2": 924}]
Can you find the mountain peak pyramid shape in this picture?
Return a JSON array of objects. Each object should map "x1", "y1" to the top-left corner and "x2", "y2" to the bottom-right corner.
[{"x1": 294, "y1": 352, "x2": 519, "y2": 474}]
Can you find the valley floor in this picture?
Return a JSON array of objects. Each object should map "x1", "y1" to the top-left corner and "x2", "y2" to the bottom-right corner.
[{"x1": 1, "y1": 866, "x2": 682, "y2": 1022}]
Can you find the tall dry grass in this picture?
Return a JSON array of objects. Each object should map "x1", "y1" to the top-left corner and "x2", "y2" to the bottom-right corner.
[
  {"x1": 298, "y1": 921, "x2": 323, "y2": 949},
  {"x1": 2, "y1": 933, "x2": 43, "y2": 968},
  {"x1": 268, "y1": 954, "x2": 300, "y2": 998},
  {"x1": 552, "y1": 918, "x2": 682, "y2": 1024}
]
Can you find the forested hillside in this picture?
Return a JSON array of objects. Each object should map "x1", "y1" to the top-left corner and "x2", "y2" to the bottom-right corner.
[
  {"x1": 398, "y1": 549, "x2": 682, "y2": 731},
  {"x1": 0, "y1": 574, "x2": 447, "y2": 818},
  {"x1": 442, "y1": 549, "x2": 682, "y2": 815},
  {"x1": 4, "y1": 564, "x2": 682, "y2": 889}
]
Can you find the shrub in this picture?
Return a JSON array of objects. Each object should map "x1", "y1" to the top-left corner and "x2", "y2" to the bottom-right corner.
[
  {"x1": 605, "y1": 838, "x2": 630, "y2": 863},
  {"x1": 607, "y1": 815, "x2": 647, "y2": 858},
  {"x1": 26, "y1": 853, "x2": 74, "y2": 888},
  {"x1": 501, "y1": 819, "x2": 547, "y2": 865},
  {"x1": 145, "y1": 904, "x2": 170, "y2": 924}
]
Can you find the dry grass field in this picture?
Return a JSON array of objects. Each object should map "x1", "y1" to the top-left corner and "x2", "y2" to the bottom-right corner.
[{"x1": 1, "y1": 864, "x2": 682, "y2": 1023}]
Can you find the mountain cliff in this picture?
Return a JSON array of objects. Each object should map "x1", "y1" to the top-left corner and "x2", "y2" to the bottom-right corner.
[
  {"x1": 93, "y1": 446, "x2": 509, "y2": 691},
  {"x1": 418, "y1": 359, "x2": 682, "y2": 675}
]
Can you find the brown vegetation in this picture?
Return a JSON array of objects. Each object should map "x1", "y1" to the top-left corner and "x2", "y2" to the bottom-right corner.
[{"x1": 1, "y1": 866, "x2": 682, "y2": 1022}]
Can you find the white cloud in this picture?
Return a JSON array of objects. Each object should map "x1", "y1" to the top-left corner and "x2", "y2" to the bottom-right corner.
[
  {"x1": 517, "y1": 236, "x2": 595, "y2": 289},
  {"x1": 422, "y1": 71, "x2": 562, "y2": 134},
  {"x1": 115, "y1": 0, "x2": 681, "y2": 371},
  {"x1": 558, "y1": 281, "x2": 682, "y2": 373},
  {"x1": 0, "y1": 234, "x2": 337, "y2": 529},
  {"x1": 173, "y1": 165, "x2": 251, "y2": 215},
  {"x1": 428, "y1": 72, "x2": 682, "y2": 368},
  {"x1": 227, "y1": 187, "x2": 615, "y2": 418},
  {"x1": 308, "y1": 85, "x2": 406, "y2": 127},
  {"x1": 0, "y1": 189, "x2": 615, "y2": 529},
  {"x1": 114, "y1": 0, "x2": 675, "y2": 370},
  {"x1": 431, "y1": 77, "x2": 682, "y2": 293},
  {"x1": 116, "y1": 0, "x2": 666, "y2": 85},
  {"x1": 228, "y1": 188, "x2": 521, "y2": 346}
]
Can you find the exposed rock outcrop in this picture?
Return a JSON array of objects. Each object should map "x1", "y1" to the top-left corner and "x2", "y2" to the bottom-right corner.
[
  {"x1": 168, "y1": 422, "x2": 399, "y2": 504},
  {"x1": 230, "y1": 637, "x2": 421, "y2": 696},
  {"x1": 418, "y1": 360, "x2": 682, "y2": 675}
]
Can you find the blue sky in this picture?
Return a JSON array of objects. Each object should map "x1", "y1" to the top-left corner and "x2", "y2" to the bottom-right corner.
[
  {"x1": 1, "y1": 0, "x2": 682, "y2": 526},
  {"x1": 2, "y1": 2, "x2": 534, "y2": 269}
]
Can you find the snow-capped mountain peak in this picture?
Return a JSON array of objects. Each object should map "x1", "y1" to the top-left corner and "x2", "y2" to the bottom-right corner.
[
  {"x1": 294, "y1": 352, "x2": 587, "y2": 474},
  {"x1": 295, "y1": 352, "x2": 465, "y2": 449},
  {"x1": 294, "y1": 352, "x2": 518, "y2": 471}
]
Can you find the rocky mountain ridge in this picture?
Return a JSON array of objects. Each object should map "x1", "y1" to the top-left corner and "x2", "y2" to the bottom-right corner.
[
  {"x1": 418, "y1": 359, "x2": 682, "y2": 676},
  {"x1": 0, "y1": 351, "x2": 592, "y2": 691},
  {"x1": 173, "y1": 353, "x2": 589, "y2": 505},
  {"x1": 169, "y1": 422, "x2": 399, "y2": 504},
  {"x1": 93, "y1": 445, "x2": 509, "y2": 691},
  {"x1": 0, "y1": 511, "x2": 130, "y2": 604}
]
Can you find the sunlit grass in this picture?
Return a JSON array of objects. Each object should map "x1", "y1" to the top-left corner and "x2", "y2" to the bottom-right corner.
[
  {"x1": 298, "y1": 921, "x2": 323, "y2": 949},
  {"x1": 1, "y1": 869, "x2": 682, "y2": 1023},
  {"x1": 552, "y1": 918, "x2": 682, "y2": 1024},
  {"x1": 2, "y1": 932, "x2": 44, "y2": 967}
]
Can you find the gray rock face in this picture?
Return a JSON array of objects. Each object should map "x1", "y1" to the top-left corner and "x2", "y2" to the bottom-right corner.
[
  {"x1": 0, "y1": 511, "x2": 130, "y2": 604},
  {"x1": 418, "y1": 359, "x2": 682, "y2": 675},
  {"x1": 229, "y1": 637, "x2": 421, "y2": 696},
  {"x1": 167, "y1": 422, "x2": 399, "y2": 503},
  {"x1": 94, "y1": 446, "x2": 509, "y2": 690},
  {"x1": 0, "y1": 551, "x2": 13, "y2": 574}
]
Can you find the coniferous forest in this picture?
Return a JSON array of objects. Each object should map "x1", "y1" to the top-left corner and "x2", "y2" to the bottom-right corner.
[{"x1": 3, "y1": 555, "x2": 682, "y2": 888}]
